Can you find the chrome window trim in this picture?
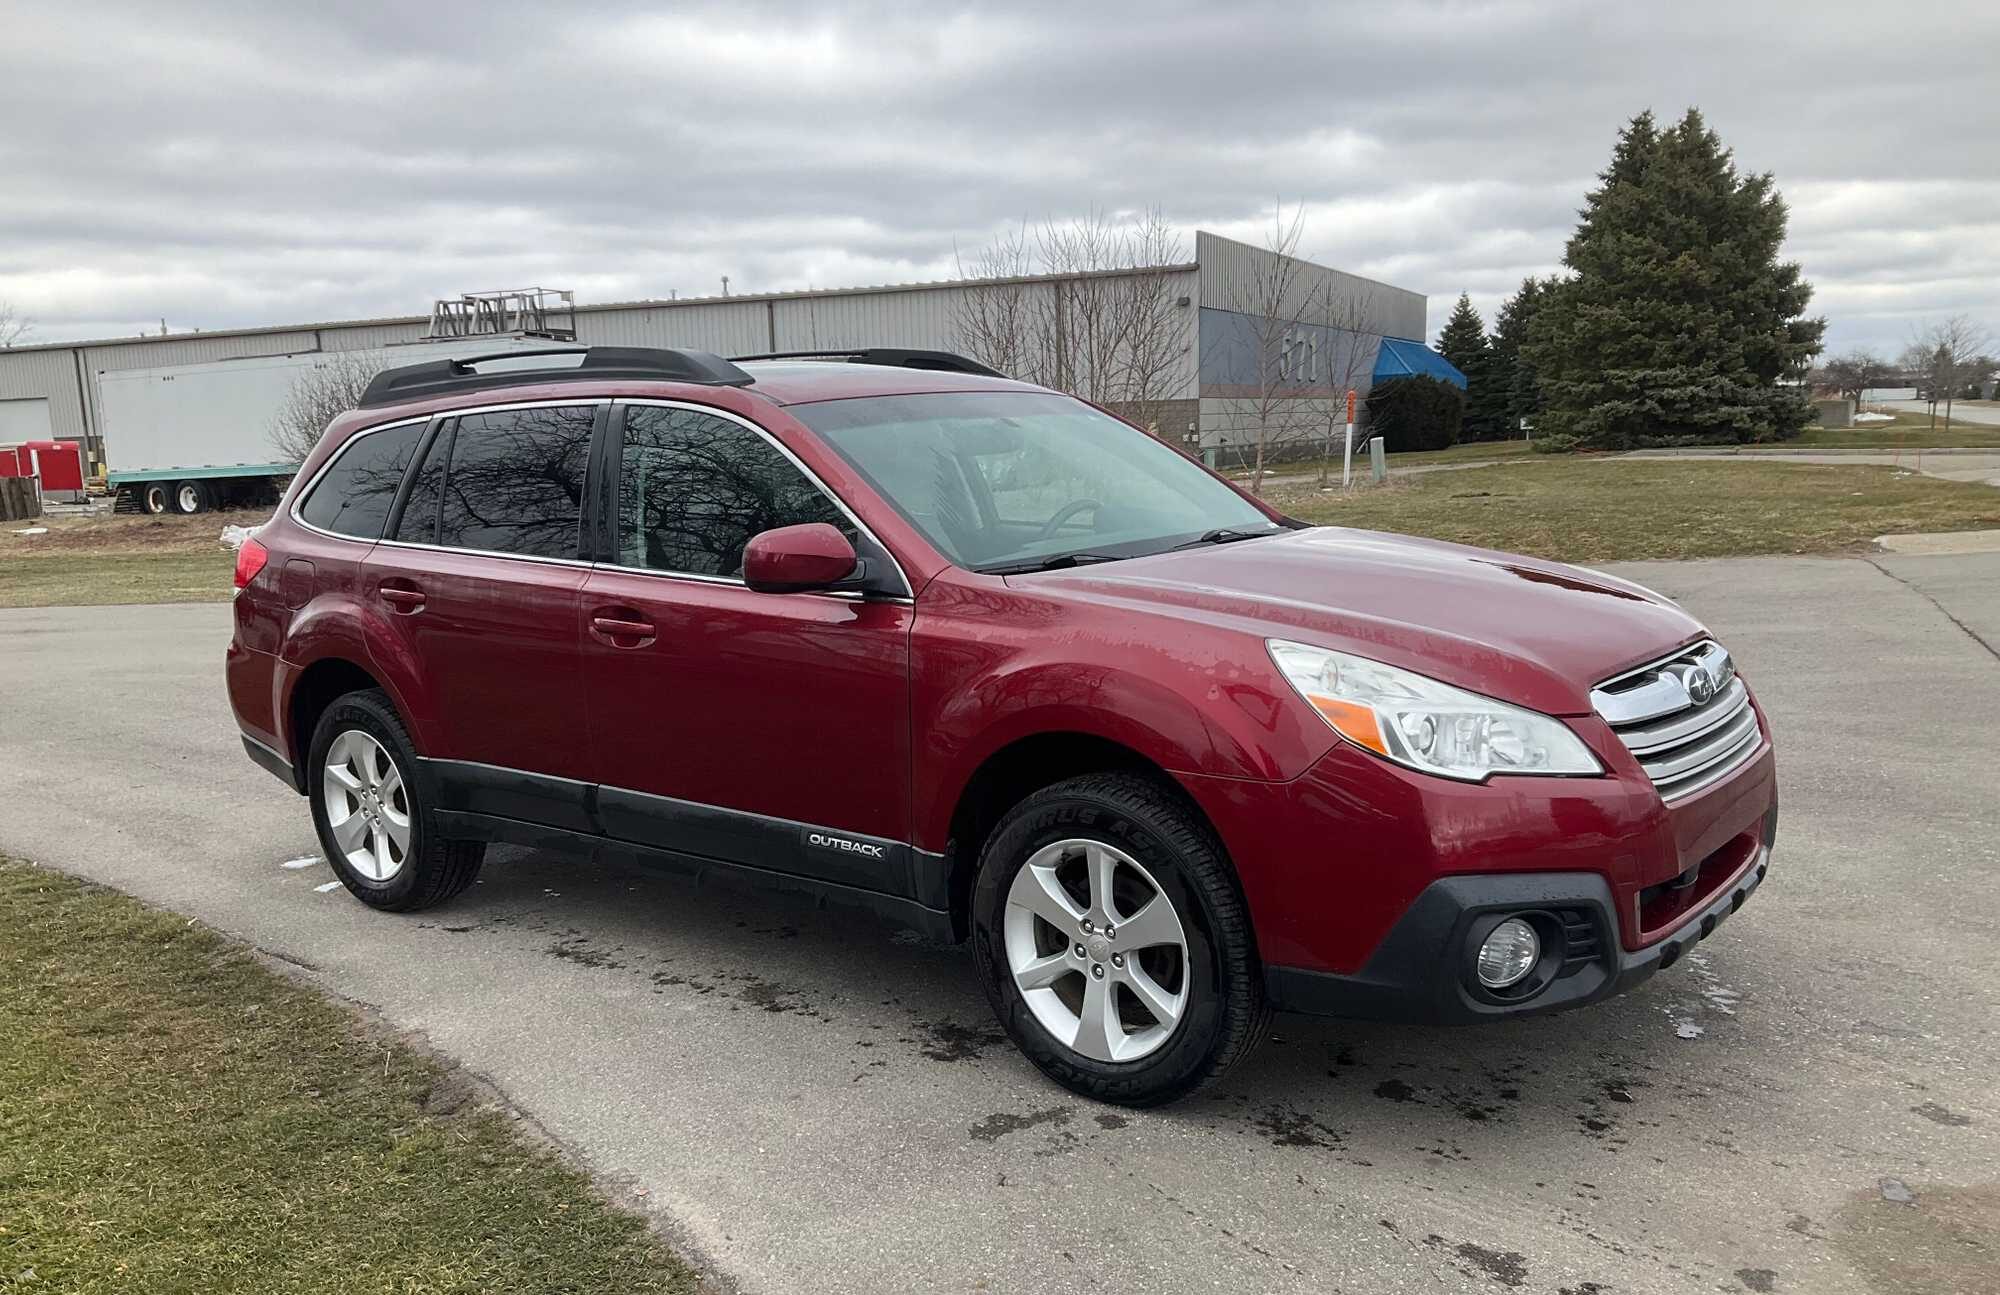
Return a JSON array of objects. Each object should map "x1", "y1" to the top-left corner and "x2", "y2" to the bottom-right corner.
[
  {"x1": 287, "y1": 397, "x2": 613, "y2": 547},
  {"x1": 613, "y1": 397, "x2": 914, "y2": 600}
]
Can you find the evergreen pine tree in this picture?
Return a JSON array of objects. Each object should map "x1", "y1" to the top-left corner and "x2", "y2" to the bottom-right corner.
[
  {"x1": 1488, "y1": 276, "x2": 1551, "y2": 438},
  {"x1": 1435, "y1": 293, "x2": 1501, "y2": 440},
  {"x1": 1524, "y1": 109, "x2": 1825, "y2": 449}
]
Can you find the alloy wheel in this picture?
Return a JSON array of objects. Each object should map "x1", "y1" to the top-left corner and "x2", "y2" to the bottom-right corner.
[
  {"x1": 322, "y1": 730, "x2": 411, "y2": 882},
  {"x1": 1003, "y1": 838, "x2": 1190, "y2": 1063}
]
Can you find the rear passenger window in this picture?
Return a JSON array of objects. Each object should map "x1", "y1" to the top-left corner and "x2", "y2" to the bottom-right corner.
[
  {"x1": 298, "y1": 422, "x2": 424, "y2": 539},
  {"x1": 436, "y1": 406, "x2": 594, "y2": 558},
  {"x1": 616, "y1": 406, "x2": 852, "y2": 577}
]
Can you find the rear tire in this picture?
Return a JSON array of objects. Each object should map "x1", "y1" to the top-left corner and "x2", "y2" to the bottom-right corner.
[
  {"x1": 140, "y1": 482, "x2": 170, "y2": 515},
  {"x1": 170, "y1": 479, "x2": 211, "y2": 514},
  {"x1": 307, "y1": 688, "x2": 483, "y2": 911},
  {"x1": 970, "y1": 772, "x2": 1269, "y2": 1107}
]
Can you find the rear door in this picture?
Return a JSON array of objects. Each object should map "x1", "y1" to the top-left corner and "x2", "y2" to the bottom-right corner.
[
  {"x1": 363, "y1": 402, "x2": 600, "y2": 827},
  {"x1": 578, "y1": 400, "x2": 916, "y2": 895}
]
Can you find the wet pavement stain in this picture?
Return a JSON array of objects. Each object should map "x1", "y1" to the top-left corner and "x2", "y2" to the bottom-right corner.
[
  {"x1": 1374, "y1": 1078, "x2": 1419, "y2": 1103},
  {"x1": 1093, "y1": 1112, "x2": 1129, "y2": 1130},
  {"x1": 1254, "y1": 1106, "x2": 1342, "y2": 1149},
  {"x1": 1423, "y1": 1234, "x2": 1529, "y2": 1288},
  {"x1": 545, "y1": 940, "x2": 624, "y2": 970},
  {"x1": 968, "y1": 1106, "x2": 1072, "y2": 1143},
  {"x1": 1910, "y1": 1101, "x2": 1972, "y2": 1126},
  {"x1": 1735, "y1": 1267, "x2": 1778, "y2": 1292},
  {"x1": 918, "y1": 1017, "x2": 1008, "y2": 1063}
]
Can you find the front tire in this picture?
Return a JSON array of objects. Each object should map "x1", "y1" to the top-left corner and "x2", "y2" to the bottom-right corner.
[
  {"x1": 140, "y1": 482, "x2": 170, "y2": 515},
  {"x1": 970, "y1": 772, "x2": 1269, "y2": 1107},
  {"x1": 307, "y1": 688, "x2": 483, "y2": 911}
]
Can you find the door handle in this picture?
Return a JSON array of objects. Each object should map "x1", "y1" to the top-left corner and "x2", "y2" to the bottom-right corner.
[
  {"x1": 589, "y1": 611, "x2": 656, "y2": 645},
  {"x1": 380, "y1": 585, "x2": 426, "y2": 613}
]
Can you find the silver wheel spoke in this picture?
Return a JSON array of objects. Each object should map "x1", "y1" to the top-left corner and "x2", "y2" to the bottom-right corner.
[
  {"x1": 371, "y1": 827, "x2": 396, "y2": 880},
  {"x1": 1073, "y1": 971, "x2": 1123, "y2": 1062},
  {"x1": 1114, "y1": 893, "x2": 1183, "y2": 952},
  {"x1": 1120, "y1": 961, "x2": 1182, "y2": 1028},
  {"x1": 330, "y1": 808, "x2": 367, "y2": 853},
  {"x1": 1085, "y1": 843, "x2": 1120, "y2": 924},
  {"x1": 1013, "y1": 951, "x2": 1073, "y2": 992},
  {"x1": 1016, "y1": 864, "x2": 1084, "y2": 931},
  {"x1": 326, "y1": 761, "x2": 363, "y2": 794}
]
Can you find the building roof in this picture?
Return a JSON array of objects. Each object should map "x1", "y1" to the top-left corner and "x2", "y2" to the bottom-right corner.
[{"x1": 1373, "y1": 337, "x2": 1466, "y2": 388}]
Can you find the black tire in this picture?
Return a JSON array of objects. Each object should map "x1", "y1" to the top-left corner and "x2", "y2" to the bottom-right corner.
[
  {"x1": 140, "y1": 482, "x2": 170, "y2": 515},
  {"x1": 970, "y1": 772, "x2": 1270, "y2": 1107},
  {"x1": 307, "y1": 688, "x2": 483, "y2": 912},
  {"x1": 170, "y1": 479, "x2": 211, "y2": 515}
]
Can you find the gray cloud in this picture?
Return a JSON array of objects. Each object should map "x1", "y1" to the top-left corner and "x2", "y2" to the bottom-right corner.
[{"x1": 2, "y1": 0, "x2": 1994, "y2": 356}]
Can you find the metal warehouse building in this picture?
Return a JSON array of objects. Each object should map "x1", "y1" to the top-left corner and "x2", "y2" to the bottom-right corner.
[{"x1": 0, "y1": 230, "x2": 1450, "y2": 475}]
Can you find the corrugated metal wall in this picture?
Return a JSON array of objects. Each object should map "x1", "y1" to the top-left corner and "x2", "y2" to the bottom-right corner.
[
  {"x1": 1195, "y1": 231, "x2": 1425, "y2": 341},
  {"x1": 0, "y1": 242, "x2": 1409, "y2": 459},
  {"x1": 0, "y1": 347, "x2": 89, "y2": 441}
]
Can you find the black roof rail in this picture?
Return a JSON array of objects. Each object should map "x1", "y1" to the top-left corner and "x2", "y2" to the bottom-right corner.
[
  {"x1": 728, "y1": 348, "x2": 1007, "y2": 379},
  {"x1": 357, "y1": 346, "x2": 754, "y2": 408}
]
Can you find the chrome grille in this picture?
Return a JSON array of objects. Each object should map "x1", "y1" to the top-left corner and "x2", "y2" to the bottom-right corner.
[{"x1": 1591, "y1": 641, "x2": 1762, "y2": 801}]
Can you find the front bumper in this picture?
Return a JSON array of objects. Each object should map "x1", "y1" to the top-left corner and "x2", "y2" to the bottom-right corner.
[{"x1": 1266, "y1": 806, "x2": 1775, "y2": 1023}]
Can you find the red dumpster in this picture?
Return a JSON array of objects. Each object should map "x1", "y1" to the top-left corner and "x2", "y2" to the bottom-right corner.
[{"x1": 20, "y1": 440, "x2": 85, "y2": 492}]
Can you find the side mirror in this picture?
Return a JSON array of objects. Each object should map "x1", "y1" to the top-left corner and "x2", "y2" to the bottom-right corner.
[{"x1": 742, "y1": 523, "x2": 859, "y2": 594}]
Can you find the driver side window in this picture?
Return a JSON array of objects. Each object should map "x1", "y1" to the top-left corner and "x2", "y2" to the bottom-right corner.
[{"x1": 616, "y1": 406, "x2": 852, "y2": 578}]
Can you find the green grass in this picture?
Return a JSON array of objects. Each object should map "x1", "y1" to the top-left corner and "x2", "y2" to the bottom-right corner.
[
  {"x1": 1269, "y1": 459, "x2": 2000, "y2": 562},
  {"x1": 0, "y1": 550, "x2": 235, "y2": 608},
  {"x1": 0, "y1": 858, "x2": 697, "y2": 1295}
]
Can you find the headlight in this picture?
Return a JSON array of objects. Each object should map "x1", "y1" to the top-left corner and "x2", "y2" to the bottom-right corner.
[{"x1": 1267, "y1": 640, "x2": 1602, "y2": 781}]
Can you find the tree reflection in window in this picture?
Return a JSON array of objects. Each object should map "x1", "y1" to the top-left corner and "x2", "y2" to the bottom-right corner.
[
  {"x1": 618, "y1": 407, "x2": 851, "y2": 577},
  {"x1": 298, "y1": 421, "x2": 424, "y2": 539},
  {"x1": 436, "y1": 406, "x2": 593, "y2": 558}
]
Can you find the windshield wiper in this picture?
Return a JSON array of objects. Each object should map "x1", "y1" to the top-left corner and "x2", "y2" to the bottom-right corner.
[
  {"x1": 1170, "y1": 526, "x2": 1281, "y2": 550},
  {"x1": 980, "y1": 551, "x2": 1126, "y2": 575}
]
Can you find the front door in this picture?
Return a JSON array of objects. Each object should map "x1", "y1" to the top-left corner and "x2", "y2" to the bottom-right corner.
[
  {"x1": 363, "y1": 403, "x2": 599, "y2": 828},
  {"x1": 579, "y1": 401, "x2": 915, "y2": 895}
]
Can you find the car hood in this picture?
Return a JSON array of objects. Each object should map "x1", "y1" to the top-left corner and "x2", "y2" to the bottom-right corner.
[{"x1": 1015, "y1": 526, "x2": 1708, "y2": 716}]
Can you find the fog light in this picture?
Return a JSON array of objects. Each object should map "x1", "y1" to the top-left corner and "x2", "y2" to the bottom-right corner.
[{"x1": 1476, "y1": 918, "x2": 1540, "y2": 989}]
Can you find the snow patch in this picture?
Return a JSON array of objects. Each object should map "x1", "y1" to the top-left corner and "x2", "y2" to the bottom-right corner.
[
  {"x1": 313, "y1": 880, "x2": 342, "y2": 893},
  {"x1": 1675, "y1": 1020, "x2": 1706, "y2": 1039},
  {"x1": 280, "y1": 855, "x2": 320, "y2": 870},
  {"x1": 1853, "y1": 412, "x2": 1895, "y2": 424},
  {"x1": 219, "y1": 524, "x2": 258, "y2": 550},
  {"x1": 12, "y1": 526, "x2": 48, "y2": 536}
]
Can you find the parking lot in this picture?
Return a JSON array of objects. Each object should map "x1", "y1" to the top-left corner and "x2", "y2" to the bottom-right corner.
[{"x1": 2, "y1": 551, "x2": 1995, "y2": 1295}]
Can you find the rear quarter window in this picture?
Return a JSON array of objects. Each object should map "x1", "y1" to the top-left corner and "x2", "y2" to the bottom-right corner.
[{"x1": 297, "y1": 421, "x2": 425, "y2": 539}]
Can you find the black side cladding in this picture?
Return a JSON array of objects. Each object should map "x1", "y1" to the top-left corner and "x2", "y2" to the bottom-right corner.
[{"x1": 357, "y1": 347, "x2": 755, "y2": 408}]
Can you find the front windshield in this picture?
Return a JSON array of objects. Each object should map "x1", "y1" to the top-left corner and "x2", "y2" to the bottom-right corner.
[{"x1": 791, "y1": 391, "x2": 1278, "y2": 572}]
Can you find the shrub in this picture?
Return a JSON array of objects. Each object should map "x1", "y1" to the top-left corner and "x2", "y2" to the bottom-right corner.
[{"x1": 1366, "y1": 375, "x2": 1464, "y2": 452}]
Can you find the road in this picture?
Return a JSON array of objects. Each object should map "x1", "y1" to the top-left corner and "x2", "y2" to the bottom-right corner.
[
  {"x1": 3, "y1": 555, "x2": 1998, "y2": 1295},
  {"x1": 1872, "y1": 400, "x2": 2000, "y2": 427}
]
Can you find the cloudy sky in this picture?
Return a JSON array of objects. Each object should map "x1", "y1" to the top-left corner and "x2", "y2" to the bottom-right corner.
[{"x1": 2, "y1": 0, "x2": 1994, "y2": 357}]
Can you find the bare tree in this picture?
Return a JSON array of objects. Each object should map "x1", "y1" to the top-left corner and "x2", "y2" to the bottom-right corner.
[
  {"x1": 269, "y1": 352, "x2": 380, "y2": 462},
  {"x1": 1212, "y1": 205, "x2": 1315, "y2": 495},
  {"x1": 0, "y1": 302, "x2": 31, "y2": 348},
  {"x1": 1305, "y1": 279, "x2": 1382, "y2": 488},
  {"x1": 1814, "y1": 349, "x2": 1887, "y2": 406},
  {"x1": 954, "y1": 210, "x2": 1194, "y2": 441},
  {"x1": 1902, "y1": 315, "x2": 1994, "y2": 433}
]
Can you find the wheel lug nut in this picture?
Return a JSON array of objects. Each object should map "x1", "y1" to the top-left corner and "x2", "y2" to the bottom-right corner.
[
  {"x1": 1080, "y1": 920, "x2": 1093, "y2": 934},
  {"x1": 1112, "y1": 953, "x2": 1124, "y2": 967},
  {"x1": 1091, "y1": 964, "x2": 1104, "y2": 979},
  {"x1": 1104, "y1": 925, "x2": 1115, "y2": 939},
  {"x1": 1074, "y1": 943, "x2": 1087, "y2": 958}
]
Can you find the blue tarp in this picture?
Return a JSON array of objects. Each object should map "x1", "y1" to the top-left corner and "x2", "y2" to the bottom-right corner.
[{"x1": 1373, "y1": 337, "x2": 1467, "y2": 388}]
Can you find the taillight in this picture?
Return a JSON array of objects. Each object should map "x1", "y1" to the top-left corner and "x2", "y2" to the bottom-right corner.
[{"x1": 234, "y1": 538, "x2": 270, "y2": 591}]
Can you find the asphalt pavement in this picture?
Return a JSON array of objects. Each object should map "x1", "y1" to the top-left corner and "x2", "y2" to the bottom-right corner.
[{"x1": 2, "y1": 553, "x2": 1997, "y2": 1294}]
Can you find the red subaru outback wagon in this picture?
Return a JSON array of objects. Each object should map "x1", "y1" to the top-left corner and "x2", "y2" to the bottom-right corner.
[{"x1": 228, "y1": 345, "x2": 1777, "y2": 1105}]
